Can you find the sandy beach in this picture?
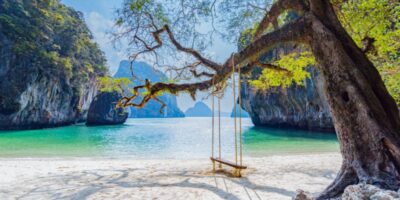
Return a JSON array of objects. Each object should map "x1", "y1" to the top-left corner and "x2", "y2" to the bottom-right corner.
[{"x1": 0, "y1": 153, "x2": 341, "y2": 200}]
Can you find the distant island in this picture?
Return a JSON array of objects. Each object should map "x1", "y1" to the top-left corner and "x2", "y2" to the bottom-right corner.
[
  {"x1": 185, "y1": 102, "x2": 212, "y2": 117},
  {"x1": 114, "y1": 61, "x2": 185, "y2": 118},
  {"x1": 185, "y1": 102, "x2": 246, "y2": 117},
  {"x1": 230, "y1": 105, "x2": 250, "y2": 118}
]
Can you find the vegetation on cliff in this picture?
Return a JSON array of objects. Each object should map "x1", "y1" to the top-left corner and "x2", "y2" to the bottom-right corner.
[
  {"x1": 0, "y1": 0, "x2": 107, "y2": 77},
  {"x1": 0, "y1": 0, "x2": 108, "y2": 129},
  {"x1": 98, "y1": 77, "x2": 131, "y2": 94}
]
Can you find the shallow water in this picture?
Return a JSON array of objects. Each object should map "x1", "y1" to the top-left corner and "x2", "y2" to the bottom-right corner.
[{"x1": 0, "y1": 118, "x2": 339, "y2": 159}]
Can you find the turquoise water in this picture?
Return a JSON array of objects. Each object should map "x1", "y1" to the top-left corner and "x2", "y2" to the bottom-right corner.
[{"x1": 0, "y1": 118, "x2": 339, "y2": 159}]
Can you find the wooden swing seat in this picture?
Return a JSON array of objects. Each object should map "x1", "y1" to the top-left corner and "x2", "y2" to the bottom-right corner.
[
  {"x1": 210, "y1": 157, "x2": 247, "y2": 177},
  {"x1": 210, "y1": 157, "x2": 247, "y2": 169}
]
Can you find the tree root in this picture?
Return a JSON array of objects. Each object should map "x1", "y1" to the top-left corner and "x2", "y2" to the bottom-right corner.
[
  {"x1": 316, "y1": 162, "x2": 400, "y2": 199},
  {"x1": 317, "y1": 166, "x2": 358, "y2": 199}
]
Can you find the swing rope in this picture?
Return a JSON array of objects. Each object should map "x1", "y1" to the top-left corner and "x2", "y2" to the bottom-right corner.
[
  {"x1": 211, "y1": 79, "x2": 225, "y2": 161},
  {"x1": 210, "y1": 55, "x2": 246, "y2": 176},
  {"x1": 238, "y1": 57, "x2": 243, "y2": 166},
  {"x1": 218, "y1": 96, "x2": 221, "y2": 160},
  {"x1": 211, "y1": 80, "x2": 215, "y2": 159},
  {"x1": 232, "y1": 57, "x2": 238, "y2": 165}
]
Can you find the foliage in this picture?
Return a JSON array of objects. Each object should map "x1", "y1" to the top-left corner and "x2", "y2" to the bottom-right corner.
[
  {"x1": 0, "y1": 0, "x2": 108, "y2": 80},
  {"x1": 335, "y1": 0, "x2": 400, "y2": 106},
  {"x1": 218, "y1": 0, "x2": 273, "y2": 42},
  {"x1": 336, "y1": 0, "x2": 400, "y2": 57},
  {"x1": 249, "y1": 51, "x2": 315, "y2": 90},
  {"x1": 98, "y1": 77, "x2": 131, "y2": 93},
  {"x1": 249, "y1": 0, "x2": 400, "y2": 106},
  {"x1": 247, "y1": 11, "x2": 315, "y2": 91},
  {"x1": 114, "y1": 0, "x2": 273, "y2": 66},
  {"x1": 380, "y1": 60, "x2": 400, "y2": 106}
]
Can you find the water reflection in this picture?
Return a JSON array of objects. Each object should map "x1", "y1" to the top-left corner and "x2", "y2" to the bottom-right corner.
[{"x1": 243, "y1": 126, "x2": 339, "y2": 156}]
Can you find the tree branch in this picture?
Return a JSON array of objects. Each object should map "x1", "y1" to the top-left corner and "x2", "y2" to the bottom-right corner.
[
  {"x1": 361, "y1": 36, "x2": 376, "y2": 54},
  {"x1": 227, "y1": 17, "x2": 309, "y2": 69},
  {"x1": 190, "y1": 69, "x2": 214, "y2": 78},
  {"x1": 163, "y1": 25, "x2": 222, "y2": 71},
  {"x1": 131, "y1": 24, "x2": 222, "y2": 72},
  {"x1": 119, "y1": 18, "x2": 309, "y2": 112},
  {"x1": 254, "y1": 0, "x2": 308, "y2": 39}
]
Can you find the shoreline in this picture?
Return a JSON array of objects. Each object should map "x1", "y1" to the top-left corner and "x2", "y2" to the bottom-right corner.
[
  {"x1": 0, "y1": 153, "x2": 341, "y2": 200},
  {"x1": 0, "y1": 151, "x2": 339, "y2": 160}
]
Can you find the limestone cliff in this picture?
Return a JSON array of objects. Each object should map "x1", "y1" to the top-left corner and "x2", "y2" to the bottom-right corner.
[
  {"x1": 0, "y1": 0, "x2": 107, "y2": 130},
  {"x1": 240, "y1": 44, "x2": 334, "y2": 132}
]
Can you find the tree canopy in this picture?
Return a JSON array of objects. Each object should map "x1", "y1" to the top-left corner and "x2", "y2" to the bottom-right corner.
[
  {"x1": 113, "y1": 0, "x2": 399, "y2": 108},
  {"x1": 336, "y1": 0, "x2": 400, "y2": 106},
  {"x1": 243, "y1": 0, "x2": 400, "y2": 106}
]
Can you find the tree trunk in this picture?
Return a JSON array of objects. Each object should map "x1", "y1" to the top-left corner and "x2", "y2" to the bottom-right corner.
[{"x1": 306, "y1": 1, "x2": 400, "y2": 199}]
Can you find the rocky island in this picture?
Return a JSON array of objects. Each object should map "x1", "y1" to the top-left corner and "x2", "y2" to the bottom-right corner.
[
  {"x1": 86, "y1": 92, "x2": 128, "y2": 126},
  {"x1": 185, "y1": 102, "x2": 212, "y2": 117}
]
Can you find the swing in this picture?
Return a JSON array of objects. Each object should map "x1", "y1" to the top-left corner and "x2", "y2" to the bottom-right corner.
[{"x1": 210, "y1": 56, "x2": 247, "y2": 178}]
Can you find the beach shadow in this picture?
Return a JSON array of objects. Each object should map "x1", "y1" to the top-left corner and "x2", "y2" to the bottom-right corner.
[
  {"x1": 13, "y1": 168, "x2": 239, "y2": 200},
  {"x1": 10, "y1": 166, "x2": 310, "y2": 200}
]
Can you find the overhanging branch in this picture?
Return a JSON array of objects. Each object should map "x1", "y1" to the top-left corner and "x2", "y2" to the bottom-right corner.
[
  {"x1": 119, "y1": 17, "x2": 310, "y2": 112},
  {"x1": 254, "y1": 0, "x2": 308, "y2": 39},
  {"x1": 227, "y1": 16, "x2": 309, "y2": 69}
]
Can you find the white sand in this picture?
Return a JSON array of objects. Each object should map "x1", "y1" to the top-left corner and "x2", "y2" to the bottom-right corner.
[{"x1": 0, "y1": 153, "x2": 341, "y2": 200}]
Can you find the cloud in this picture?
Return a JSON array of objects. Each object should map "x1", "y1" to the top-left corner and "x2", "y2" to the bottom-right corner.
[{"x1": 85, "y1": 11, "x2": 127, "y2": 74}]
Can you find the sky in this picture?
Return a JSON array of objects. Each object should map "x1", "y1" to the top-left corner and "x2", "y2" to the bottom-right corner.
[{"x1": 62, "y1": 0, "x2": 237, "y2": 112}]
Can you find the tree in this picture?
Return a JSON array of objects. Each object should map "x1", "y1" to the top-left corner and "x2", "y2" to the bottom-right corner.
[
  {"x1": 335, "y1": 0, "x2": 400, "y2": 107},
  {"x1": 113, "y1": 0, "x2": 400, "y2": 198}
]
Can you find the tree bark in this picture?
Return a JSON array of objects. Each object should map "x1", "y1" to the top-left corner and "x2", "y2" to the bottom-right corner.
[{"x1": 306, "y1": 1, "x2": 400, "y2": 199}]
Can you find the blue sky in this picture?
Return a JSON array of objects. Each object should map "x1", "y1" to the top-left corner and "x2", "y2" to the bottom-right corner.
[
  {"x1": 62, "y1": 0, "x2": 236, "y2": 112},
  {"x1": 62, "y1": 0, "x2": 124, "y2": 74}
]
